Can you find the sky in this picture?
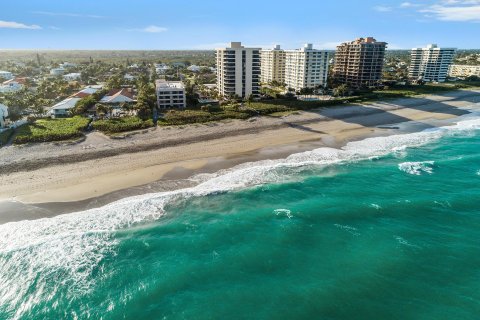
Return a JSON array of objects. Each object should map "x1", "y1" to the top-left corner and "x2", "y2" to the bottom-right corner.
[{"x1": 0, "y1": 0, "x2": 479, "y2": 50}]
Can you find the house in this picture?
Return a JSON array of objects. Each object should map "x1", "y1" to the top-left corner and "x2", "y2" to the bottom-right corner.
[
  {"x1": 155, "y1": 64, "x2": 170, "y2": 74},
  {"x1": 0, "y1": 77, "x2": 28, "y2": 93},
  {"x1": 50, "y1": 67, "x2": 66, "y2": 76},
  {"x1": 48, "y1": 97, "x2": 82, "y2": 118},
  {"x1": 70, "y1": 85, "x2": 102, "y2": 98},
  {"x1": 98, "y1": 88, "x2": 136, "y2": 116},
  {"x1": 187, "y1": 65, "x2": 201, "y2": 72},
  {"x1": 60, "y1": 62, "x2": 76, "y2": 68},
  {"x1": 0, "y1": 104, "x2": 8, "y2": 128},
  {"x1": 47, "y1": 85, "x2": 102, "y2": 118},
  {"x1": 124, "y1": 73, "x2": 136, "y2": 81},
  {"x1": 0, "y1": 71, "x2": 14, "y2": 81},
  {"x1": 63, "y1": 73, "x2": 81, "y2": 81}
]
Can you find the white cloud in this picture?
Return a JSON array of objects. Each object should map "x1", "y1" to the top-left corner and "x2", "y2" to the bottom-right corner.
[
  {"x1": 32, "y1": 11, "x2": 105, "y2": 19},
  {"x1": 142, "y1": 25, "x2": 168, "y2": 33},
  {"x1": 0, "y1": 20, "x2": 41, "y2": 29},
  {"x1": 421, "y1": 0, "x2": 480, "y2": 21},
  {"x1": 400, "y1": 2, "x2": 421, "y2": 7},
  {"x1": 373, "y1": 5, "x2": 393, "y2": 12}
]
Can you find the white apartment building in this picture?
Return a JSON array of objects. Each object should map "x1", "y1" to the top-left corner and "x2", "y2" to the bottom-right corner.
[
  {"x1": 409, "y1": 44, "x2": 456, "y2": 83},
  {"x1": 260, "y1": 45, "x2": 286, "y2": 84},
  {"x1": 216, "y1": 42, "x2": 261, "y2": 98},
  {"x1": 448, "y1": 65, "x2": 480, "y2": 78},
  {"x1": 0, "y1": 71, "x2": 13, "y2": 81},
  {"x1": 284, "y1": 44, "x2": 329, "y2": 92},
  {"x1": 155, "y1": 79, "x2": 186, "y2": 109}
]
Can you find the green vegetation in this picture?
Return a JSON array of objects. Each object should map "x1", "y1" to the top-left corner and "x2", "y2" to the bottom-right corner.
[
  {"x1": 0, "y1": 129, "x2": 13, "y2": 146},
  {"x1": 92, "y1": 117, "x2": 154, "y2": 133},
  {"x1": 13, "y1": 117, "x2": 90, "y2": 144}
]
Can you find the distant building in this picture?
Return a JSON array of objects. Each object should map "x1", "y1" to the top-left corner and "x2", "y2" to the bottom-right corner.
[
  {"x1": 216, "y1": 42, "x2": 261, "y2": 98},
  {"x1": 409, "y1": 44, "x2": 456, "y2": 83},
  {"x1": 260, "y1": 45, "x2": 286, "y2": 84},
  {"x1": 0, "y1": 71, "x2": 13, "y2": 81},
  {"x1": 284, "y1": 44, "x2": 329, "y2": 91},
  {"x1": 63, "y1": 73, "x2": 81, "y2": 81},
  {"x1": 0, "y1": 104, "x2": 8, "y2": 128},
  {"x1": 50, "y1": 67, "x2": 66, "y2": 76},
  {"x1": 333, "y1": 37, "x2": 387, "y2": 88},
  {"x1": 155, "y1": 79, "x2": 186, "y2": 109},
  {"x1": 187, "y1": 65, "x2": 202, "y2": 72},
  {"x1": 60, "y1": 62, "x2": 76, "y2": 68},
  {"x1": 448, "y1": 64, "x2": 480, "y2": 79},
  {"x1": 0, "y1": 77, "x2": 27, "y2": 93},
  {"x1": 155, "y1": 64, "x2": 171, "y2": 74},
  {"x1": 124, "y1": 73, "x2": 136, "y2": 81}
]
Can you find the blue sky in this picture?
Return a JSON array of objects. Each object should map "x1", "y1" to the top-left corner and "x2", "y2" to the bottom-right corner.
[{"x1": 0, "y1": 0, "x2": 479, "y2": 50}]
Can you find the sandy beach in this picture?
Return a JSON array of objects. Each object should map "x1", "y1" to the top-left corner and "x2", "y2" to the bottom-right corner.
[{"x1": 0, "y1": 89, "x2": 479, "y2": 220}]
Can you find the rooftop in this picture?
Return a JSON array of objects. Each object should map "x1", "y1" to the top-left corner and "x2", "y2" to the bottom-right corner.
[{"x1": 156, "y1": 80, "x2": 185, "y2": 90}]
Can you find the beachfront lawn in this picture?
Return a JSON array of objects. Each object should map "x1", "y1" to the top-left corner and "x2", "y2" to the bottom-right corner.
[
  {"x1": 92, "y1": 116, "x2": 154, "y2": 133},
  {"x1": 13, "y1": 117, "x2": 90, "y2": 144}
]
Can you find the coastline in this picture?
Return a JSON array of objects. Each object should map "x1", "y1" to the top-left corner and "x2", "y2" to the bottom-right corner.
[{"x1": 0, "y1": 89, "x2": 479, "y2": 223}]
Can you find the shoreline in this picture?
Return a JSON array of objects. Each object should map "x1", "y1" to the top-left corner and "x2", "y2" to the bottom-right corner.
[{"x1": 0, "y1": 89, "x2": 479, "y2": 223}]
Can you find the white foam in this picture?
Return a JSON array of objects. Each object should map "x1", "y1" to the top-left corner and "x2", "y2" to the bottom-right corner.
[
  {"x1": 273, "y1": 209, "x2": 293, "y2": 219},
  {"x1": 1, "y1": 115, "x2": 479, "y2": 317},
  {"x1": 398, "y1": 161, "x2": 435, "y2": 175}
]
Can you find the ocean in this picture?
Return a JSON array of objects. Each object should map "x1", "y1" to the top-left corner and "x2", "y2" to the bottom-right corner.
[{"x1": 1, "y1": 113, "x2": 479, "y2": 319}]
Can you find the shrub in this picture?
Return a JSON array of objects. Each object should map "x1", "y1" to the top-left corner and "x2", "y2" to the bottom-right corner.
[
  {"x1": 0, "y1": 129, "x2": 13, "y2": 146},
  {"x1": 14, "y1": 116, "x2": 90, "y2": 144},
  {"x1": 92, "y1": 116, "x2": 154, "y2": 133}
]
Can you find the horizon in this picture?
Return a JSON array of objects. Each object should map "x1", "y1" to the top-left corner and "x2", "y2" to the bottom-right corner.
[{"x1": 1, "y1": 0, "x2": 480, "y2": 50}]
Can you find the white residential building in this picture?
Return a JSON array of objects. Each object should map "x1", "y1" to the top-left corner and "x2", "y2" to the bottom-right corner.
[
  {"x1": 216, "y1": 42, "x2": 261, "y2": 98},
  {"x1": 155, "y1": 64, "x2": 171, "y2": 74},
  {"x1": 0, "y1": 104, "x2": 8, "y2": 128},
  {"x1": 50, "y1": 67, "x2": 66, "y2": 76},
  {"x1": 448, "y1": 65, "x2": 480, "y2": 78},
  {"x1": 155, "y1": 79, "x2": 186, "y2": 109},
  {"x1": 0, "y1": 71, "x2": 13, "y2": 81},
  {"x1": 60, "y1": 62, "x2": 76, "y2": 68},
  {"x1": 409, "y1": 44, "x2": 456, "y2": 83},
  {"x1": 284, "y1": 44, "x2": 329, "y2": 91},
  {"x1": 0, "y1": 77, "x2": 28, "y2": 93},
  {"x1": 63, "y1": 73, "x2": 81, "y2": 81},
  {"x1": 48, "y1": 97, "x2": 81, "y2": 118},
  {"x1": 260, "y1": 45, "x2": 286, "y2": 84}
]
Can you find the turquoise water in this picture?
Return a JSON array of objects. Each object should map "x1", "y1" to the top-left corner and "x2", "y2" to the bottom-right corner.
[{"x1": 1, "y1": 116, "x2": 480, "y2": 319}]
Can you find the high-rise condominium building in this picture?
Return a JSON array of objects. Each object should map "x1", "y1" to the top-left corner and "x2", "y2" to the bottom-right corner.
[
  {"x1": 284, "y1": 44, "x2": 329, "y2": 92},
  {"x1": 216, "y1": 42, "x2": 261, "y2": 98},
  {"x1": 260, "y1": 45, "x2": 286, "y2": 84},
  {"x1": 409, "y1": 44, "x2": 456, "y2": 82},
  {"x1": 333, "y1": 37, "x2": 387, "y2": 88}
]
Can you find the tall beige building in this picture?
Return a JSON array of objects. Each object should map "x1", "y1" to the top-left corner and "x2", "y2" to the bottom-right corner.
[
  {"x1": 333, "y1": 37, "x2": 387, "y2": 88},
  {"x1": 284, "y1": 44, "x2": 329, "y2": 91},
  {"x1": 260, "y1": 45, "x2": 286, "y2": 84},
  {"x1": 216, "y1": 42, "x2": 261, "y2": 98}
]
